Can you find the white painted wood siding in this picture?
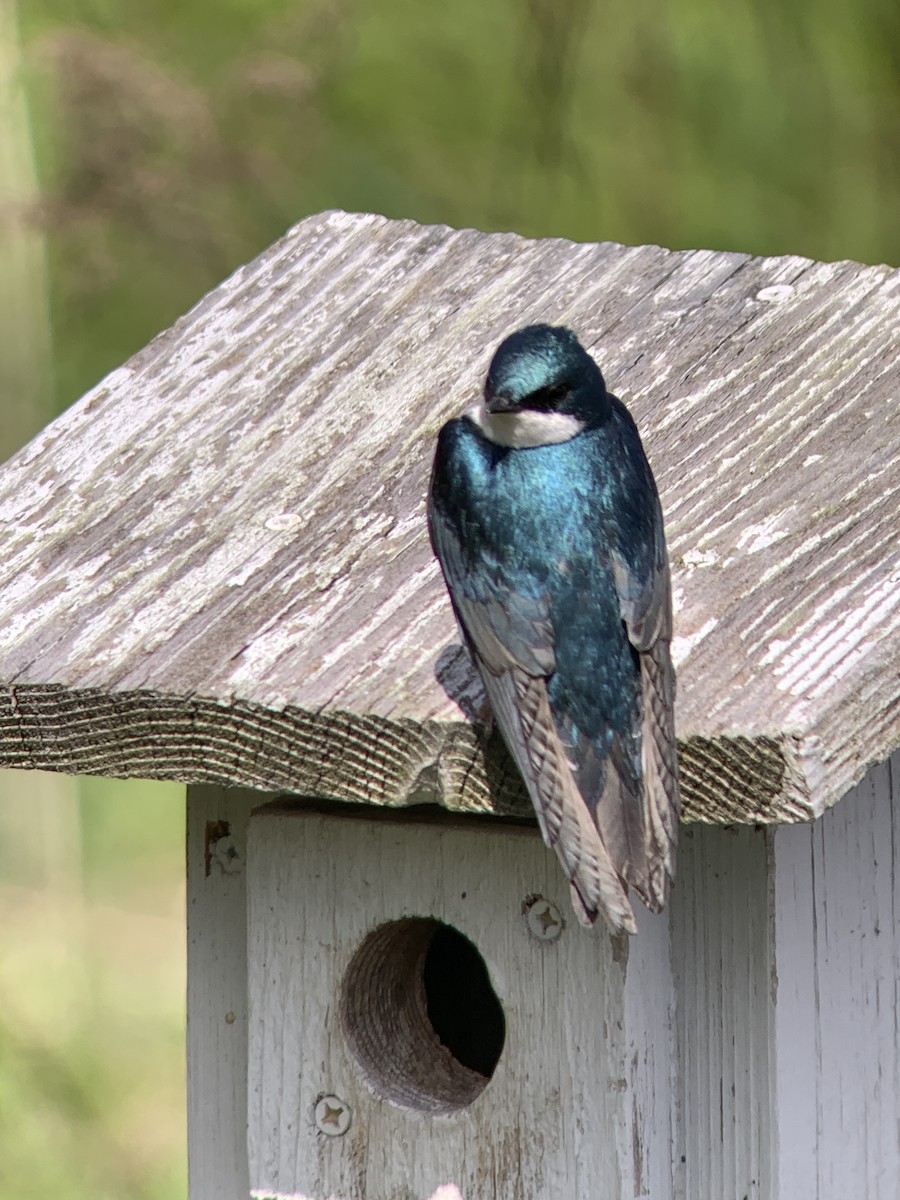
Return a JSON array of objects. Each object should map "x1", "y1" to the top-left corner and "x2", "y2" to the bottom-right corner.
[
  {"x1": 185, "y1": 760, "x2": 900, "y2": 1200},
  {"x1": 772, "y1": 749, "x2": 900, "y2": 1199},
  {"x1": 670, "y1": 824, "x2": 774, "y2": 1200},
  {"x1": 669, "y1": 752, "x2": 900, "y2": 1200},
  {"x1": 245, "y1": 804, "x2": 677, "y2": 1200}
]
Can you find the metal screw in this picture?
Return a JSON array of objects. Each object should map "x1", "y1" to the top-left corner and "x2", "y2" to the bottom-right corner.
[
  {"x1": 210, "y1": 835, "x2": 243, "y2": 875},
  {"x1": 523, "y1": 895, "x2": 564, "y2": 943},
  {"x1": 314, "y1": 1094, "x2": 352, "y2": 1137}
]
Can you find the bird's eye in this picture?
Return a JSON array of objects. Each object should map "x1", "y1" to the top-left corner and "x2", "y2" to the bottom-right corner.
[{"x1": 529, "y1": 382, "x2": 569, "y2": 410}]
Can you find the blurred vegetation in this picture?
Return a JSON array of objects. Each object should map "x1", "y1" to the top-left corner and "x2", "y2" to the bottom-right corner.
[
  {"x1": 11, "y1": 0, "x2": 900, "y2": 415},
  {"x1": 1, "y1": 0, "x2": 898, "y2": 1195},
  {"x1": 0, "y1": 772, "x2": 185, "y2": 1200}
]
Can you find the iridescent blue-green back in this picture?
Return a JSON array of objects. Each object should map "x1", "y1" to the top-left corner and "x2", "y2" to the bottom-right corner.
[{"x1": 429, "y1": 395, "x2": 661, "y2": 818}]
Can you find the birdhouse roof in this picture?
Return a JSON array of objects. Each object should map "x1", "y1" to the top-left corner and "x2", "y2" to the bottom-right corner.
[{"x1": 1, "y1": 212, "x2": 897, "y2": 824}]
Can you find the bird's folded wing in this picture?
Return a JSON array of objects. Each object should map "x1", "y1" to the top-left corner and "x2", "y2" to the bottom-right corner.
[
  {"x1": 481, "y1": 666, "x2": 636, "y2": 934},
  {"x1": 429, "y1": 503, "x2": 555, "y2": 676},
  {"x1": 611, "y1": 485, "x2": 680, "y2": 911},
  {"x1": 430, "y1": 496, "x2": 635, "y2": 933}
]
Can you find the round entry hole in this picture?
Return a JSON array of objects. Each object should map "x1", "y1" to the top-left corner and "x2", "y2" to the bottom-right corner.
[{"x1": 339, "y1": 918, "x2": 505, "y2": 1114}]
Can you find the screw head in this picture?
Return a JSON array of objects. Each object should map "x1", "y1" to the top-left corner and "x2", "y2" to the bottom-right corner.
[
  {"x1": 314, "y1": 1094, "x2": 352, "y2": 1136},
  {"x1": 210, "y1": 835, "x2": 243, "y2": 875},
  {"x1": 523, "y1": 895, "x2": 564, "y2": 943}
]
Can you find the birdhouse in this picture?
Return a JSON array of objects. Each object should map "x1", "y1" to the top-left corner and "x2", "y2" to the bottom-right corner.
[{"x1": 0, "y1": 212, "x2": 898, "y2": 1200}]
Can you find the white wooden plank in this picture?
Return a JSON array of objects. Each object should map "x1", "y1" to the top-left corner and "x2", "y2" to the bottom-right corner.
[
  {"x1": 769, "y1": 819, "x2": 818, "y2": 1198},
  {"x1": 246, "y1": 803, "x2": 675, "y2": 1200},
  {"x1": 670, "y1": 824, "x2": 773, "y2": 1200},
  {"x1": 186, "y1": 784, "x2": 258, "y2": 1200},
  {"x1": 771, "y1": 750, "x2": 900, "y2": 1199},
  {"x1": 0, "y1": 213, "x2": 897, "y2": 825},
  {"x1": 621, "y1": 904, "x2": 677, "y2": 1200}
]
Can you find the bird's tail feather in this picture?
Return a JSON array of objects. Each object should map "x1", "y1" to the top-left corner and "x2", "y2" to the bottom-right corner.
[
  {"x1": 591, "y1": 733, "x2": 649, "y2": 900},
  {"x1": 482, "y1": 667, "x2": 636, "y2": 936}
]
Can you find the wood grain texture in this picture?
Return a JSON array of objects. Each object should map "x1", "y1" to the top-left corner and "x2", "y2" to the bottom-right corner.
[
  {"x1": 246, "y1": 803, "x2": 677, "y2": 1200},
  {"x1": 186, "y1": 785, "x2": 256, "y2": 1200},
  {"x1": 0, "y1": 211, "x2": 897, "y2": 823},
  {"x1": 771, "y1": 749, "x2": 900, "y2": 1199},
  {"x1": 623, "y1": 904, "x2": 677, "y2": 1200},
  {"x1": 670, "y1": 824, "x2": 773, "y2": 1200}
]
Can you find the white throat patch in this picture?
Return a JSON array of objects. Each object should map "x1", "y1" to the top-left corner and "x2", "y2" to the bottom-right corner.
[{"x1": 466, "y1": 402, "x2": 585, "y2": 449}]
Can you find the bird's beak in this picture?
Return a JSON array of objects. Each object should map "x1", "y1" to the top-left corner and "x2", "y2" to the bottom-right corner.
[{"x1": 485, "y1": 389, "x2": 520, "y2": 414}]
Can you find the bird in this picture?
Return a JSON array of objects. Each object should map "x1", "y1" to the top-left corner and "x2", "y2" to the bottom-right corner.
[{"x1": 427, "y1": 324, "x2": 679, "y2": 935}]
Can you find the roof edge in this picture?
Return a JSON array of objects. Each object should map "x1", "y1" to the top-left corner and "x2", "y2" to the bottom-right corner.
[{"x1": 0, "y1": 683, "x2": 835, "y2": 825}]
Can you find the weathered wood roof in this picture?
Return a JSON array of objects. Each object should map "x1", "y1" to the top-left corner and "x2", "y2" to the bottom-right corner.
[{"x1": 0, "y1": 212, "x2": 897, "y2": 824}]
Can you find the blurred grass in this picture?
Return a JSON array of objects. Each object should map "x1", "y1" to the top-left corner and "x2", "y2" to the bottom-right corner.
[
  {"x1": 0, "y1": 773, "x2": 185, "y2": 1200},
  {"x1": 1, "y1": 0, "x2": 899, "y2": 1195}
]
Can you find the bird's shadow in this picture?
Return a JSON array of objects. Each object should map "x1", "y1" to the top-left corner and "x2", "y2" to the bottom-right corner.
[{"x1": 434, "y1": 642, "x2": 488, "y2": 725}]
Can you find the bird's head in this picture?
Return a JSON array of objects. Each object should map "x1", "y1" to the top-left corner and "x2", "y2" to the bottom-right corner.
[{"x1": 484, "y1": 325, "x2": 608, "y2": 424}]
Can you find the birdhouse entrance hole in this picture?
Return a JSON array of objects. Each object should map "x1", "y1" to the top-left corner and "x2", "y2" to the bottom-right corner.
[{"x1": 339, "y1": 917, "x2": 505, "y2": 1115}]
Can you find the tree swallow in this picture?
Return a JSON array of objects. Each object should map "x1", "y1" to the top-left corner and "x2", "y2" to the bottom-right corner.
[{"x1": 428, "y1": 324, "x2": 679, "y2": 934}]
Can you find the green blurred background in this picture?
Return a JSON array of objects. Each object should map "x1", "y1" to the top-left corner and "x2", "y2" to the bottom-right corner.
[{"x1": 1, "y1": 0, "x2": 898, "y2": 1194}]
